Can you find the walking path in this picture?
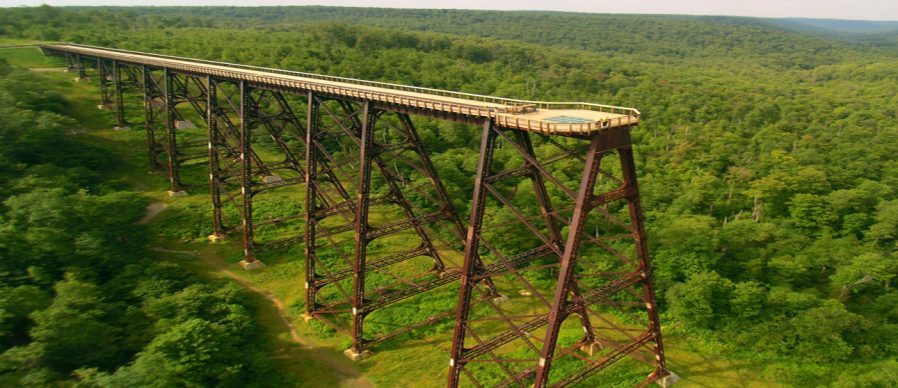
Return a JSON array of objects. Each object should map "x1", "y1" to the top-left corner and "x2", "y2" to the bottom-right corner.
[{"x1": 145, "y1": 204, "x2": 373, "y2": 387}]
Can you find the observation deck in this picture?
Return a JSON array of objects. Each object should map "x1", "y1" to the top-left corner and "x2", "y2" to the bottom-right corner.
[{"x1": 41, "y1": 43, "x2": 639, "y2": 135}]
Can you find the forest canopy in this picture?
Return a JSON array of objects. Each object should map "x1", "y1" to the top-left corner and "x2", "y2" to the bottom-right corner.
[{"x1": 1, "y1": 5, "x2": 897, "y2": 386}]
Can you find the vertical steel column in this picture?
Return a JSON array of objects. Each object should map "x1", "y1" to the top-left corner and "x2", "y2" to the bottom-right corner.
[
  {"x1": 350, "y1": 101, "x2": 377, "y2": 355},
  {"x1": 75, "y1": 53, "x2": 85, "y2": 79},
  {"x1": 64, "y1": 53, "x2": 74, "y2": 72},
  {"x1": 207, "y1": 76, "x2": 224, "y2": 238},
  {"x1": 164, "y1": 69, "x2": 182, "y2": 192},
  {"x1": 448, "y1": 118, "x2": 498, "y2": 386},
  {"x1": 337, "y1": 107, "x2": 447, "y2": 273},
  {"x1": 239, "y1": 81, "x2": 256, "y2": 263},
  {"x1": 305, "y1": 91, "x2": 321, "y2": 316},
  {"x1": 112, "y1": 60, "x2": 126, "y2": 128},
  {"x1": 533, "y1": 133, "x2": 606, "y2": 386},
  {"x1": 98, "y1": 58, "x2": 112, "y2": 107},
  {"x1": 619, "y1": 146, "x2": 668, "y2": 379},
  {"x1": 142, "y1": 65, "x2": 161, "y2": 171}
]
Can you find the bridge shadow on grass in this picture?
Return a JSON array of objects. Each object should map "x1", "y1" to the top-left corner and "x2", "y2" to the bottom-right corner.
[{"x1": 663, "y1": 340, "x2": 781, "y2": 388}]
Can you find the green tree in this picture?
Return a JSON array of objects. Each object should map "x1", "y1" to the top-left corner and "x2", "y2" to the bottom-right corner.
[{"x1": 28, "y1": 276, "x2": 121, "y2": 372}]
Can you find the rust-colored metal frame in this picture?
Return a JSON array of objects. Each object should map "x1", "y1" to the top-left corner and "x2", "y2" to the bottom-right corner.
[
  {"x1": 44, "y1": 47, "x2": 668, "y2": 386},
  {"x1": 447, "y1": 123, "x2": 670, "y2": 387}
]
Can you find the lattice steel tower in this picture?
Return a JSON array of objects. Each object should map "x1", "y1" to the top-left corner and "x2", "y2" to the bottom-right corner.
[{"x1": 43, "y1": 43, "x2": 673, "y2": 387}]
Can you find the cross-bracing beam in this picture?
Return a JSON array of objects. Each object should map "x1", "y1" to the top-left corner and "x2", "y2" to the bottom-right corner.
[
  {"x1": 45, "y1": 45, "x2": 668, "y2": 386},
  {"x1": 448, "y1": 124, "x2": 671, "y2": 387}
]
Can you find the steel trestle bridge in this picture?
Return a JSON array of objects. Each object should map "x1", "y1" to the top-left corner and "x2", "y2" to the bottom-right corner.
[{"x1": 40, "y1": 43, "x2": 673, "y2": 387}]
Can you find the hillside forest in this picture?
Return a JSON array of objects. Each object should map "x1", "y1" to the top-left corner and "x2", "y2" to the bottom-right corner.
[{"x1": 1, "y1": 5, "x2": 897, "y2": 387}]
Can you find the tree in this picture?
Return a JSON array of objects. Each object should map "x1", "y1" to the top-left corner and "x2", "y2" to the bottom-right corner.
[
  {"x1": 28, "y1": 275, "x2": 121, "y2": 372},
  {"x1": 830, "y1": 252, "x2": 898, "y2": 298},
  {"x1": 867, "y1": 200, "x2": 898, "y2": 244},
  {"x1": 665, "y1": 271, "x2": 733, "y2": 329}
]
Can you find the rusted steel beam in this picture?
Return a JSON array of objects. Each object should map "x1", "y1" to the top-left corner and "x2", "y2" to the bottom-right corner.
[
  {"x1": 448, "y1": 124, "x2": 668, "y2": 387},
  {"x1": 350, "y1": 101, "x2": 377, "y2": 355},
  {"x1": 448, "y1": 118, "x2": 498, "y2": 387},
  {"x1": 112, "y1": 60, "x2": 127, "y2": 128},
  {"x1": 304, "y1": 91, "x2": 321, "y2": 317},
  {"x1": 41, "y1": 46, "x2": 666, "y2": 386},
  {"x1": 207, "y1": 76, "x2": 225, "y2": 239},
  {"x1": 141, "y1": 65, "x2": 163, "y2": 171},
  {"x1": 239, "y1": 80, "x2": 256, "y2": 262}
]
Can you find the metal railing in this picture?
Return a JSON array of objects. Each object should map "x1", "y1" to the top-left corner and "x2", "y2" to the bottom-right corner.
[{"x1": 44, "y1": 43, "x2": 640, "y2": 134}]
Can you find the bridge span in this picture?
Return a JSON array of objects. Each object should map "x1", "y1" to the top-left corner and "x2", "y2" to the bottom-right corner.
[{"x1": 41, "y1": 43, "x2": 672, "y2": 388}]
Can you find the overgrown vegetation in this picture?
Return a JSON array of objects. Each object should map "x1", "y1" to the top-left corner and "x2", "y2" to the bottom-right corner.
[
  {"x1": 0, "y1": 57, "x2": 304, "y2": 386},
  {"x1": 1, "y1": 5, "x2": 898, "y2": 386}
]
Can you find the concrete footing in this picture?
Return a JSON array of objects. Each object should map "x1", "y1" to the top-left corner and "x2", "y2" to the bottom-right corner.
[
  {"x1": 175, "y1": 120, "x2": 197, "y2": 130},
  {"x1": 208, "y1": 234, "x2": 223, "y2": 243},
  {"x1": 656, "y1": 371, "x2": 679, "y2": 387},
  {"x1": 167, "y1": 190, "x2": 188, "y2": 197},
  {"x1": 492, "y1": 294, "x2": 510, "y2": 304},
  {"x1": 343, "y1": 348, "x2": 372, "y2": 361},
  {"x1": 261, "y1": 174, "x2": 283, "y2": 184},
  {"x1": 579, "y1": 341, "x2": 603, "y2": 356},
  {"x1": 113, "y1": 126, "x2": 132, "y2": 131},
  {"x1": 240, "y1": 260, "x2": 266, "y2": 270}
]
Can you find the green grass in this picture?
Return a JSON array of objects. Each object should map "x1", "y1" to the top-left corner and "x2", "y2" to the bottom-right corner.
[
  {"x1": 0, "y1": 41, "x2": 783, "y2": 387},
  {"x1": 0, "y1": 45, "x2": 63, "y2": 68}
]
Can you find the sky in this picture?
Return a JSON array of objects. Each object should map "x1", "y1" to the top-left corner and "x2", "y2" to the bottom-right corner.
[{"x1": 2, "y1": 1, "x2": 898, "y2": 22}]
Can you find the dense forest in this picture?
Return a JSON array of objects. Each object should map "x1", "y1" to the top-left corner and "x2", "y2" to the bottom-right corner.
[{"x1": 1, "y1": 5, "x2": 898, "y2": 387}]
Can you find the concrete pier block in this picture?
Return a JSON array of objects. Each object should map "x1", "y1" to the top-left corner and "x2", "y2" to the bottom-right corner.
[
  {"x1": 492, "y1": 294, "x2": 510, "y2": 304},
  {"x1": 167, "y1": 190, "x2": 188, "y2": 197},
  {"x1": 240, "y1": 260, "x2": 266, "y2": 270},
  {"x1": 343, "y1": 348, "x2": 372, "y2": 361},
  {"x1": 261, "y1": 174, "x2": 283, "y2": 184},
  {"x1": 656, "y1": 371, "x2": 679, "y2": 387},
  {"x1": 175, "y1": 120, "x2": 197, "y2": 130},
  {"x1": 579, "y1": 341, "x2": 603, "y2": 356}
]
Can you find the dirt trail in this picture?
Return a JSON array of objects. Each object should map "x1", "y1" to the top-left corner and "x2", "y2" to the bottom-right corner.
[
  {"x1": 139, "y1": 202, "x2": 167, "y2": 224},
  {"x1": 144, "y1": 204, "x2": 372, "y2": 387},
  {"x1": 28, "y1": 67, "x2": 65, "y2": 72}
]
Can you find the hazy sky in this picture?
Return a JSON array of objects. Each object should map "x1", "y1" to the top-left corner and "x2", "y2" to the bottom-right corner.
[{"x1": 2, "y1": 1, "x2": 898, "y2": 22}]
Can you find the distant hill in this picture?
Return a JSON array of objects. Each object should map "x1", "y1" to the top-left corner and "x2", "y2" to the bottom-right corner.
[{"x1": 774, "y1": 17, "x2": 898, "y2": 34}]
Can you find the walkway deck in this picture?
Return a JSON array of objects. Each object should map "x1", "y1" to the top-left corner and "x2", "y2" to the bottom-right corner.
[{"x1": 42, "y1": 43, "x2": 639, "y2": 135}]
